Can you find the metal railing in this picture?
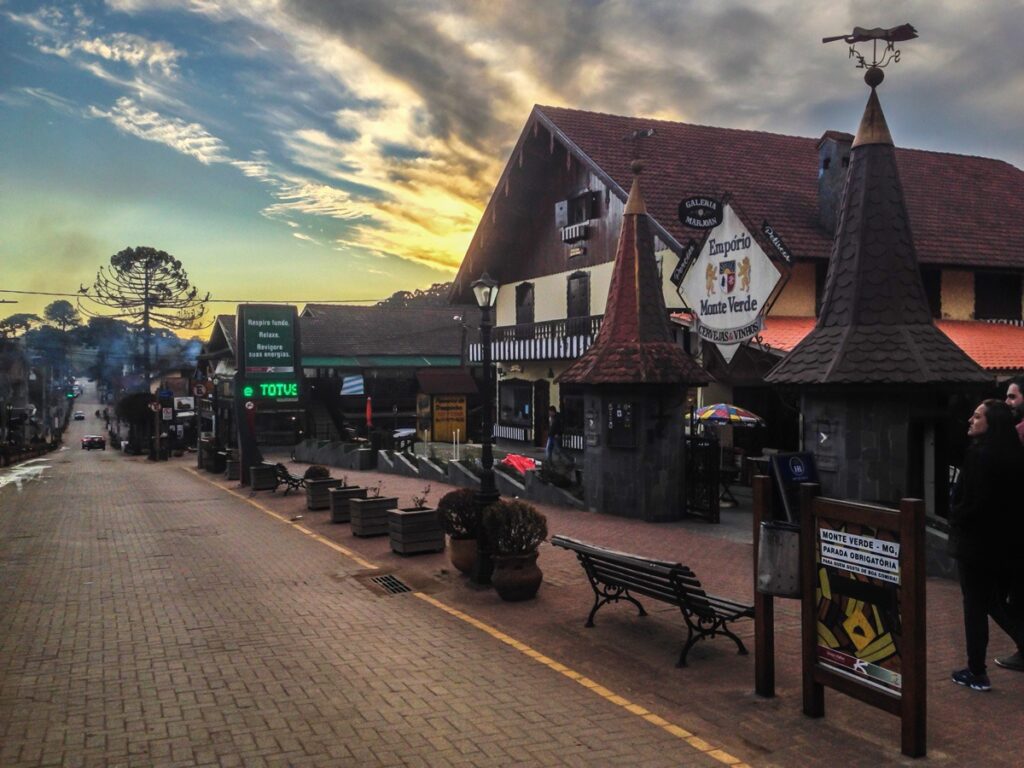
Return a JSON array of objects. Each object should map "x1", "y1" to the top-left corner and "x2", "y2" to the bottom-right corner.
[{"x1": 469, "y1": 315, "x2": 603, "y2": 362}]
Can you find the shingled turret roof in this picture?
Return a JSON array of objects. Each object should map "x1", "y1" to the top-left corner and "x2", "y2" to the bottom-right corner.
[
  {"x1": 766, "y1": 75, "x2": 989, "y2": 386},
  {"x1": 559, "y1": 169, "x2": 709, "y2": 386}
]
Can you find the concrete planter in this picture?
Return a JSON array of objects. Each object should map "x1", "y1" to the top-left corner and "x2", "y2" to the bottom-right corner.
[
  {"x1": 388, "y1": 507, "x2": 445, "y2": 555},
  {"x1": 329, "y1": 486, "x2": 368, "y2": 523},
  {"x1": 350, "y1": 496, "x2": 399, "y2": 537},
  {"x1": 250, "y1": 464, "x2": 277, "y2": 491},
  {"x1": 306, "y1": 478, "x2": 342, "y2": 510}
]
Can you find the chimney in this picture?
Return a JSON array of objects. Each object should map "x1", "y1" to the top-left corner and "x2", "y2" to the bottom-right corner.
[{"x1": 816, "y1": 130, "x2": 853, "y2": 236}]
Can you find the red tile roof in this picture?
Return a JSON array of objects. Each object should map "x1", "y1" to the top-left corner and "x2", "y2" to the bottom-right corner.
[
  {"x1": 727, "y1": 315, "x2": 1024, "y2": 372},
  {"x1": 560, "y1": 178, "x2": 709, "y2": 386},
  {"x1": 537, "y1": 105, "x2": 1024, "y2": 270}
]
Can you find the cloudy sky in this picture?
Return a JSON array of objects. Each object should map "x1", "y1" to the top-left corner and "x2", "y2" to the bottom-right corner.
[{"x1": 2, "y1": 1, "x2": 1022, "y2": 325}]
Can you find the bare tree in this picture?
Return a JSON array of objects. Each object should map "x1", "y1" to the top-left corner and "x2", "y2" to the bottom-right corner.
[{"x1": 79, "y1": 247, "x2": 209, "y2": 384}]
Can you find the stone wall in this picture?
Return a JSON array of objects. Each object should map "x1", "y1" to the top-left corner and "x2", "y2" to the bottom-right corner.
[{"x1": 582, "y1": 387, "x2": 686, "y2": 521}]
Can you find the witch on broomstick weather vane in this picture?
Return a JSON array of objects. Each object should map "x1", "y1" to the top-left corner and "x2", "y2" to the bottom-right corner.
[{"x1": 823, "y1": 23, "x2": 918, "y2": 85}]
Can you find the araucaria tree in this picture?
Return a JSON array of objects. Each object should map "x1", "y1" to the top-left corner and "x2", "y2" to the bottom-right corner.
[{"x1": 79, "y1": 247, "x2": 209, "y2": 383}]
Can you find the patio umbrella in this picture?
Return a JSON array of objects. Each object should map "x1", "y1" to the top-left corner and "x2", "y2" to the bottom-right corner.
[
  {"x1": 694, "y1": 403, "x2": 765, "y2": 427},
  {"x1": 365, "y1": 396, "x2": 373, "y2": 428}
]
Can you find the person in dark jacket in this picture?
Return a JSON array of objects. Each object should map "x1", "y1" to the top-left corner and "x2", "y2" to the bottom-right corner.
[
  {"x1": 546, "y1": 406, "x2": 563, "y2": 462},
  {"x1": 948, "y1": 399, "x2": 1024, "y2": 690}
]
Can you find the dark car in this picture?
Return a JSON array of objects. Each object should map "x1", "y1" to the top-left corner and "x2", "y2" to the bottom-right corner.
[
  {"x1": 73, "y1": 411, "x2": 86, "y2": 421},
  {"x1": 81, "y1": 435, "x2": 106, "y2": 450}
]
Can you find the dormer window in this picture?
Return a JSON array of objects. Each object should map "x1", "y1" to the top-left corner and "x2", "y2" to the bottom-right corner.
[{"x1": 555, "y1": 191, "x2": 601, "y2": 243}]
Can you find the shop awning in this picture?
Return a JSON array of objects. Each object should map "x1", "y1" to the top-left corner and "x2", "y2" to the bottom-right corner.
[{"x1": 302, "y1": 355, "x2": 462, "y2": 368}]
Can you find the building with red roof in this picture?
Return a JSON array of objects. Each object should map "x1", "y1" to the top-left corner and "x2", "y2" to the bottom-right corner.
[{"x1": 452, "y1": 103, "x2": 1024, "y2": 453}]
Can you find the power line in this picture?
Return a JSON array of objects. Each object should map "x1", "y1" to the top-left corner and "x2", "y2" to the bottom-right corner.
[{"x1": 0, "y1": 288, "x2": 384, "y2": 304}]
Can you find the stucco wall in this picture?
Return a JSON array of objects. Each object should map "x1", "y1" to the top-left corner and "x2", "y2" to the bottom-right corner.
[
  {"x1": 770, "y1": 261, "x2": 817, "y2": 317},
  {"x1": 941, "y1": 270, "x2": 973, "y2": 320}
]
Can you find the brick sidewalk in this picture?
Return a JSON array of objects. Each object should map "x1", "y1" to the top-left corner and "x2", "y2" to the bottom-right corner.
[
  {"x1": 241, "y1": 456, "x2": 1024, "y2": 767},
  {"x1": 4, "y1": 442, "x2": 1022, "y2": 766}
]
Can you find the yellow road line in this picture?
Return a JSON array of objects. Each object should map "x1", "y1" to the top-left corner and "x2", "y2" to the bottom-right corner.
[
  {"x1": 187, "y1": 466, "x2": 750, "y2": 766},
  {"x1": 184, "y1": 467, "x2": 378, "y2": 570},
  {"x1": 415, "y1": 592, "x2": 751, "y2": 767}
]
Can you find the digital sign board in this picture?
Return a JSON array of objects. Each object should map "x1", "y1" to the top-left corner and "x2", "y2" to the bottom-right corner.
[
  {"x1": 241, "y1": 381, "x2": 299, "y2": 401},
  {"x1": 237, "y1": 305, "x2": 297, "y2": 379}
]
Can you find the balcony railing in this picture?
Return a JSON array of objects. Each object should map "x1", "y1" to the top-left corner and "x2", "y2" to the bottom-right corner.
[{"x1": 469, "y1": 315, "x2": 603, "y2": 363}]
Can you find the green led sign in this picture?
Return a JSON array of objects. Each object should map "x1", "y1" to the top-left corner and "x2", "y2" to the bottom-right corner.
[
  {"x1": 242, "y1": 381, "x2": 298, "y2": 400},
  {"x1": 258, "y1": 382, "x2": 298, "y2": 398}
]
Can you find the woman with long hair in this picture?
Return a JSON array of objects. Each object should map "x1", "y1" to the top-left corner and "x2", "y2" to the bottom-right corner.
[{"x1": 948, "y1": 398, "x2": 1024, "y2": 691}]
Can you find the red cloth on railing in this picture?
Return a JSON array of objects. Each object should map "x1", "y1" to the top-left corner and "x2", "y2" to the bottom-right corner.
[{"x1": 500, "y1": 454, "x2": 537, "y2": 473}]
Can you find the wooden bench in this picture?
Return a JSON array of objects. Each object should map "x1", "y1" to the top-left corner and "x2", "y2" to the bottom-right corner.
[
  {"x1": 274, "y1": 463, "x2": 305, "y2": 495},
  {"x1": 551, "y1": 535, "x2": 754, "y2": 666}
]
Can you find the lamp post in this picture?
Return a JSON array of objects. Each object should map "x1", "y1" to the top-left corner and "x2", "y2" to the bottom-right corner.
[{"x1": 472, "y1": 272, "x2": 500, "y2": 585}]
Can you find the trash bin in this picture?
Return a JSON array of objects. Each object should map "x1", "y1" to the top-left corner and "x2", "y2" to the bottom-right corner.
[{"x1": 756, "y1": 520, "x2": 801, "y2": 598}]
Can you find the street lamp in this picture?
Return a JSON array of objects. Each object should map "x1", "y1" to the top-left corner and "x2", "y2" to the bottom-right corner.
[{"x1": 471, "y1": 272, "x2": 500, "y2": 584}]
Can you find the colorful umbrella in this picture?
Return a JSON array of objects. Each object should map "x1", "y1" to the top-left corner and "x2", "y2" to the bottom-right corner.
[{"x1": 694, "y1": 403, "x2": 765, "y2": 427}]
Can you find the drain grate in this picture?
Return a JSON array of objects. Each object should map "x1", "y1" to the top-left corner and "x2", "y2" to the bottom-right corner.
[{"x1": 370, "y1": 574, "x2": 412, "y2": 594}]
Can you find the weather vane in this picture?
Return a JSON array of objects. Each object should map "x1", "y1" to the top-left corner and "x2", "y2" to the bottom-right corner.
[
  {"x1": 624, "y1": 127, "x2": 656, "y2": 169},
  {"x1": 822, "y1": 23, "x2": 918, "y2": 84}
]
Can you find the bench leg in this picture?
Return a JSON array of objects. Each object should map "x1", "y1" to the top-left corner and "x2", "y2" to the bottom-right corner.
[
  {"x1": 720, "y1": 623, "x2": 749, "y2": 657},
  {"x1": 585, "y1": 588, "x2": 646, "y2": 628},
  {"x1": 677, "y1": 624, "x2": 698, "y2": 667}
]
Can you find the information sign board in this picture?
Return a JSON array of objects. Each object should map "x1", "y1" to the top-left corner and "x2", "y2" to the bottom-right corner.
[
  {"x1": 237, "y1": 305, "x2": 298, "y2": 379},
  {"x1": 799, "y1": 487, "x2": 926, "y2": 758},
  {"x1": 770, "y1": 452, "x2": 818, "y2": 523}
]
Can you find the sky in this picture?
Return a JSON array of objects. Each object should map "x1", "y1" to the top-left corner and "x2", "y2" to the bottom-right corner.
[{"x1": 2, "y1": 1, "x2": 1023, "y2": 331}]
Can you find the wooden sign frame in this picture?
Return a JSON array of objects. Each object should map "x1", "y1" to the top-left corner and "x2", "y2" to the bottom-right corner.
[{"x1": 799, "y1": 483, "x2": 926, "y2": 758}]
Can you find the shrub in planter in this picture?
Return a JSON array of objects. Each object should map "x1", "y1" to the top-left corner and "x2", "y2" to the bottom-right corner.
[
  {"x1": 438, "y1": 488, "x2": 480, "y2": 574},
  {"x1": 438, "y1": 488, "x2": 480, "y2": 538},
  {"x1": 303, "y1": 464, "x2": 331, "y2": 480},
  {"x1": 483, "y1": 499, "x2": 548, "y2": 601}
]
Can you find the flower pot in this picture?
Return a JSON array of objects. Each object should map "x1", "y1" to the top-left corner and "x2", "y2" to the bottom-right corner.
[
  {"x1": 306, "y1": 478, "x2": 342, "y2": 510},
  {"x1": 448, "y1": 537, "x2": 477, "y2": 574},
  {"x1": 388, "y1": 507, "x2": 444, "y2": 555},
  {"x1": 491, "y1": 550, "x2": 543, "y2": 602},
  {"x1": 329, "y1": 486, "x2": 367, "y2": 523},
  {"x1": 349, "y1": 496, "x2": 399, "y2": 536}
]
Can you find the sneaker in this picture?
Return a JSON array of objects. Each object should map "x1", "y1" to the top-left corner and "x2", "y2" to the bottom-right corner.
[
  {"x1": 995, "y1": 651, "x2": 1024, "y2": 671},
  {"x1": 952, "y1": 667, "x2": 992, "y2": 691}
]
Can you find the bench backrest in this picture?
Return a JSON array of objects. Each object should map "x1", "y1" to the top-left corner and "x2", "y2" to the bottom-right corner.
[{"x1": 552, "y1": 535, "x2": 714, "y2": 616}]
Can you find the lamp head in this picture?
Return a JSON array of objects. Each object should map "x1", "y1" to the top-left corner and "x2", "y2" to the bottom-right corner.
[{"x1": 471, "y1": 272, "x2": 499, "y2": 308}]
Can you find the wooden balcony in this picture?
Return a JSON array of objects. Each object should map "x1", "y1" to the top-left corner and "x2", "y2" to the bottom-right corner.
[{"x1": 469, "y1": 315, "x2": 603, "y2": 363}]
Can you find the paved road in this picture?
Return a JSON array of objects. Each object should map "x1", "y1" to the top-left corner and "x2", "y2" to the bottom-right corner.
[{"x1": 0, "y1": 400, "x2": 733, "y2": 767}]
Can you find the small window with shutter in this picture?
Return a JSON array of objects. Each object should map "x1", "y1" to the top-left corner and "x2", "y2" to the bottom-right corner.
[
  {"x1": 516, "y1": 282, "x2": 535, "y2": 326},
  {"x1": 567, "y1": 271, "x2": 590, "y2": 319}
]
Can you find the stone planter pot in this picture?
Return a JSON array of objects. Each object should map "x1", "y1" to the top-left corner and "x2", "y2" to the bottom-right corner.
[
  {"x1": 250, "y1": 464, "x2": 277, "y2": 491},
  {"x1": 329, "y1": 486, "x2": 367, "y2": 523},
  {"x1": 491, "y1": 550, "x2": 543, "y2": 602},
  {"x1": 306, "y1": 478, "x2": 342, "y2": 510},
  {"x1": 448, "y1": 537, "x2": 477, "y2": 574},
  {"x1": 388, "y1": 507, "x2": 444, "y2": 555},
  {"x1": 349, "y1": 496, "x2": 399, "y2": 537}
]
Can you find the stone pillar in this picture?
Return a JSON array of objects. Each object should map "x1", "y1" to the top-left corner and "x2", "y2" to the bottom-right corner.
[{"x1": 582, "y1": 385, "x2": 686, "y2": 521}]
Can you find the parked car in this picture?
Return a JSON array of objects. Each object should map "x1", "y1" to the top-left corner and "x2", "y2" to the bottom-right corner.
[
  {"x1": 81, "y1": 435, "x2": 106, "y2": 450},
  {"x1": 73, "y1": 411, "x2": 86, "y2": 421}
]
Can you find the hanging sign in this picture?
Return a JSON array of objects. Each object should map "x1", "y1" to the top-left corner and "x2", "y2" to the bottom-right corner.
[
  {"x1": 678, "y1": 197, "x2": 723, "y2": 229},
  {"x1": 670, "y1": 239, "x2": 700, "y2": 287},
  {"x1": 677, "y1": 204, "x2": 782, "y2": 363},
  {"x1": 762, "y1": 221, "x2": 794, "y2": 264}
]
